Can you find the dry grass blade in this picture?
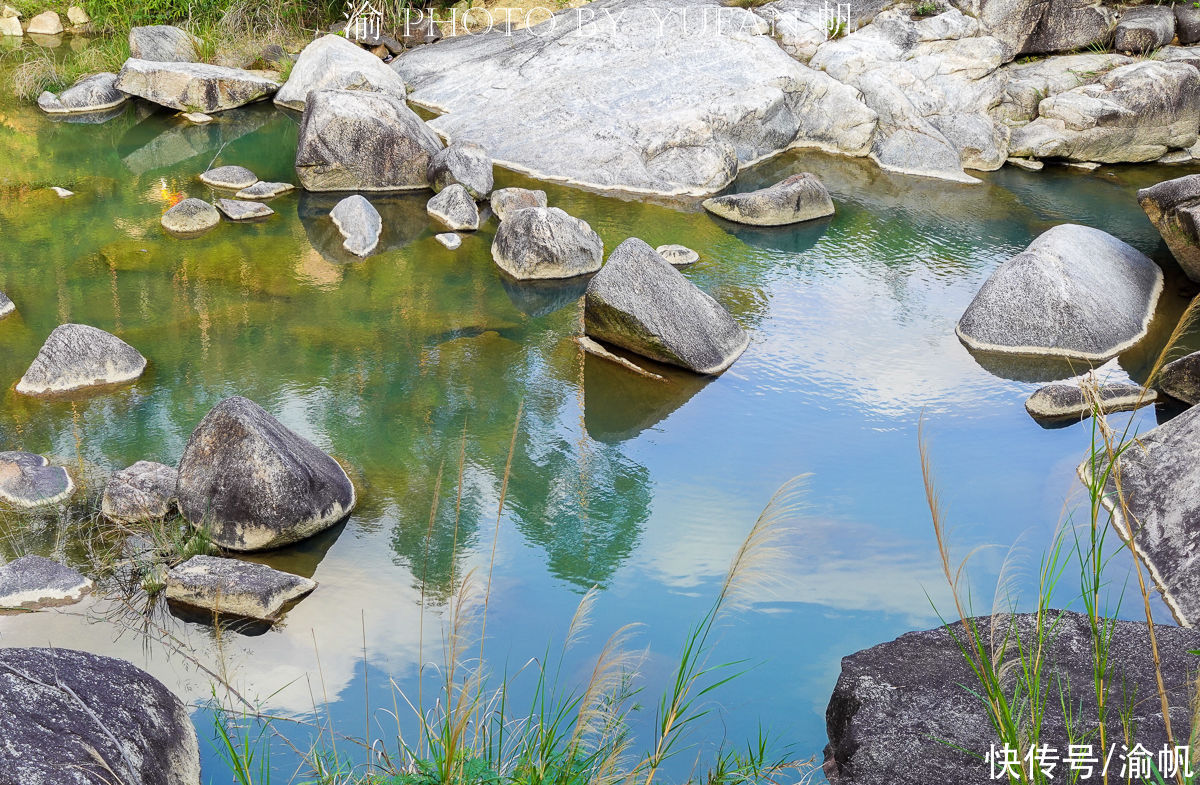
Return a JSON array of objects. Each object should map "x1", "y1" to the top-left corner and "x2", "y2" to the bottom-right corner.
[{"x1": 716, "y1": 474, "x2": 808, "y2": 615}]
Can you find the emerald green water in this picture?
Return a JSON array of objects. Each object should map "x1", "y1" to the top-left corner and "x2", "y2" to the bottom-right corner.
[{"x1": 0, "y1": 45, "x2": 1196, "y2": 783}]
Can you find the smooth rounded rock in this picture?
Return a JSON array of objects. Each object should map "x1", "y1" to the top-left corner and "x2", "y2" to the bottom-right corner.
[
  {"x1": 427, "y1": 184, "x2": 479, "y2": 231},
  {"x1": 1025, "y1": 382, "x2": 1155, "y2": 423},
  {"x1": 235, "y1": 181, "x2": 294, "y2": 199},
  {"x1": 0, "y1": 452, "x2": 73, "y2": 507},
  {"x1": 956, "y1": 224, "x2": 1162, "y2": 361},
  {"x1": 274, "y1": 33, "x2": 407, "y2": 110},
  {"x1": 655, "y1": 244, "x2": 699, "y2": 266},
  {"x1": 490, "y1": 187, "x2": 547, "y2": 222},
  {"x1": 584, "y1": 238, "x2": 749, "y2": 375},
  {"x1": 161, "y1": 198, "x2": 220, "y2": 235},
  {"x1": 37, "y1": 72, "x2": 127, "y2": 114},
  {"x1": 25, "y1": 11, "x2": 61, "y2": 35},
  {"x1": 701, "y1": 173, "x2": 834, "y2": 226},
  {"x1": 428, "y1": 141, "x2": 494, "y2": 199},
  {"x1": 176, "y1": 396, "x2": 357, "y2": 551},
  {"x1": 129, "y1": 24, "x2": 200, "y2": 62},
  {"x1": 101, "y1": 461, "x2": 178, "y2": 523},
  {"x1": 216, "y1": 198, "x2": 273, "y2": 221},
  {"x1": 166, "y1": 554, "x2": 316, "y2": 621},
  {"x1": 491, "y1": 207, "x2": 603, "y2": 280},
  {"x1": 199, "y1": 165, "x2": 257, "y2": 189},
  {"x1": 436, "y1": 232, "x2": 462, "y2": 250},
  {"x1": 0, "y1": 555, "x2": 92, "y2": 609},
  {"x1": 16, "y1": 324, "x2": 147, "y2": 396},
  {"x1": 330, "y1": 194, "x2": 382, "y2": 257}
]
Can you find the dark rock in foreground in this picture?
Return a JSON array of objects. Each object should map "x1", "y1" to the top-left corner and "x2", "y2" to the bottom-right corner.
[
  {"x1": 102, "y1": 460, "x2": 178, "y2": 523},
  {"x1": 1158, "y1": 349, "x2": 1200, "y2": 404},
  {"x1": 585, "y1": 238, "x2": 748, "y2": 374},
  {"x1": 176, "y1": 396, "x2": 356, "y2": 551},
  {"x1": 492, "y1": 207, "x2": 603, "y2": 280},
  {"x1": 1024, "y1": 381, "x2": 1155, "y2": 422},
  {"x1": 0, "y1": 452, "x2": 73, "y2": 508},
  {"x1": 0, "y1": 555, "x2": 92, "y2": 610},
  {"x1": 16, "y1": 323, "x2": 147, "y2": 396},
  {"x1": 825, "y1": 610, "x2": 1200, "y2": 784},
  {"x1": 701, "y1": 173, "x2": 834, "y2": 226},
  {"x1": 956, "y1": 224, "x2": 1162, "y2": 361},
  {"x1": 166, "y1": 554, "x2": 316, "y2": 621},
  {"x1": 1139, "y1": 174, "x2": 1200, "y2": 283},
  {"x1": 0, "y1": 647, "x2": 200, "y2": 783}
]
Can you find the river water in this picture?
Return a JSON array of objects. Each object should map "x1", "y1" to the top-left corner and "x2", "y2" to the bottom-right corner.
[{"x1": 0, "y1": 41, "x2": 1194, "y2": 783}]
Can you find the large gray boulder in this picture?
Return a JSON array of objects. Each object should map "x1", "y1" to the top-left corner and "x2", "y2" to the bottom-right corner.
[
  {"x1": 176, "y1": 396, "x2": 357, "y2": 552},
  {"x1": 161, "y1": 198, "x2": 220, "y2": 234},
  {"x1": 165, "y1": 554, "x2": 315, "y2": 621},
  {"x1": 329, "y1": 194, "x2": 382, "y2": 257},
  {"x1": 101, "y1": 461, "x2": 178, "y2": 524},
  {"x1": 1138, "y1": 174, "x2": 1200, "y2": 283},
  {"x1": 129, "y1": 24, "x2": 199, "y2": 62},
  {"x1": 1024, "y1": 381, "x2": 1155, "y2": 423},
  {"x1": 0, "y1": 555, "x2": 91, "y2": 610},
  {"x1": 824, "y1": 611, "x2": 1200, "y2": 784},
  {"x1": 274, "y1": 33, "x2": 407, "y2": 111},
  {"x1": 584, "y1": 238, "x2": 749, "y2": 375},
  {"x1": 393, "y1": 0, "x2": 876, "y2": 196},
  {"x1": 1113, "y1": 5, "x2": 1175, "y2": 54},
  {"x1": 428, "y1": 142, "x2": 493, "y2": 199},
  {"x1": 1080, "y1": 403, "x2": 1200, "y2": 625},
  {"x1": 295, "y1": 88, "x2": 444, "y2": 191},
  {"x1": 1009, "y1": 61, "x2": 1200, "y2": 164},
  {"x1": 16, "y1": 324, "x2": 147, "y2": 396},
  {"x1": 427, "y1": 184, "x2": 479, "y2": 231},
  {"x1": 114, "y1": 59, "x2": 281, "y2": 114},
  {"x1": 490, "y1": 187, "x2": 547, "y2": 221},
  {"x1": 0, "y1": 647, "x2": 201, "y2": 784},
  {"x1": 491, "y1": 207, "x2": 603, "y2": 280},
  {"x1": 37, "y1": 72, "x2": 127, "y2": 114},
  {"x1": 701, "y1": 173, "x2": 833, "y2": 226},
  {"x1": 1158, "y1": 350, "x2": 1200, "y2": 404},
  {"x1": 0, "y1": 452, "x2": 73, "y2": 508},
  {"x1": 956, "y1": 225, "x2": 1162, "y2": 361}
]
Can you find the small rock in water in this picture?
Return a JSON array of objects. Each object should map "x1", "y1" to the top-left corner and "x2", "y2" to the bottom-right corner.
[
  {"x1": 235, "y1": 181, "x2": 294, "y2": 199},
  {"x1": 166, "y1": 554, "x2": 316, "y2": 621},
  {"x1": 0, "y1": 452, "x2": 74, "y2": 508},
  {"x1": 1063, "y1": 161, "x2": 1101, "y2": 171},
  {"x1": 1157, "y1": 350, "x2": 1200, "y2": 404},
  {"x1": 0, "y1": 15, "x2": 20, "y2": 35},
  {"x1": 128, "y1": 24, "x2": 200, "y2": 62},
  {"x1": 329, "y1": 194, "x2": 382, "y2": 257},
  {"x1": 428, "y1": 141, "x2": 494, "y2": 199},
  {"x1": 490, "y1": 187, "x2": 547, "y2": 222},
  {"x1": 16, "y1": 323, "x2": 147, "y2": 396},
  {"x1": 216, "y1": 198, "x2": 273, "y2": 221},
  {"x1": 701, "y1": 173, "x2": 834, "y2": 226},
  {"x1": 435, "y1": 232, "x2": 462, "y2": 250},
  {"x1": 585, "y1": 238, "x2": 748, "y2": 375},
  {"x1": 1006, "y1": 156, "x2": 1044, "y2": 171},
  {"x1": 655, "y1": 244, "x2": 699, "y2": 266},
  {"x1": 25, "y1": 10, "x2": 62, "y2": 35},
  {"x1": 37, "y1": 72, "x2": 127, "y2": 115},
  {"x1": 1024, "y1": 382, "x2": 1155, "y2": 423},
  {"x1": 199, "y1": 165, "x2": 258, "y2": 189},
  {"x1": 1113, "y1": 5, "x2": 1175, "y2": 53},
  {"x1": 0, "y1": 555, "x2": 92, "y2": 610},
  {"x1": 101, "y1": 461, "x2": 178, "y2": 524},
  {"x1": 491, "y1": 207, "x2": 603, "y2": 280},
  {"x1": 427, "y1": 184, "x2": 479, "y2": 231},
  {"x1": 180, "y1": 111, "x2": 212, "y2": 124},
  {"x1": 1158, "y1": 150, "x2": 1193, "y2": 165},
  {"x1": 66, "y1": 6, "x2": 89, "y2": 26},
  {"x1": 161, "y1": 197, "x2": 220, "y2": 235},
  {"x1": 176, "y1": 396, "x2": 357, "y2": 551},
  {"x1": 0, "y1": 291, "x2": 13, "y2": 319},
  {"x1": 50, "y1": 187, "x2": 73, "y2": 198}
]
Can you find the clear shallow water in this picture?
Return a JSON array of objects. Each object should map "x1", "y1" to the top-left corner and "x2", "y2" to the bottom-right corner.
[{"x1": 0, "y1": 43, "x2": 1197, "y2": 783}]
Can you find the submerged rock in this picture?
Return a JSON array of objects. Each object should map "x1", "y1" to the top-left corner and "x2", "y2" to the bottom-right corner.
[
  {"x1": 165, "y1": 554, "x2": 316, "y2": 621},
  {"x1": 584, "y1": 238, "x2": 749, "y2": 375},
  {"x1": 491, "y1": 207, "x2": 603, "y2": 280},
  {"x1": 490, "y1": 187, "x2": 547, "y2": 221},
  {"x1": 295, "y1": 88, "x2": 443, "y2": 191},
  {"x1": 199, "y1": 165, "x2": 257, "y2": 189},
  {"x1": 101, "y1": 460, "x2": 178, "y2": 523},
  {"x1": 235, "y1": 180, "x2": 294, "y2": 199},
  {"x1": 427, "y1": 184, "x2": 479, "y2": 231},
  {"x1": 37, "y1": 73, "x2": 127, "y2": 115},
  {"x1": 115, "y1": 59, "x2": 281, "y2": 114},
  {"x1": 1158, "y1": 350, "x2": 1200, "y2": 404},
  {"x1": 0, "y1": 291, "x2": 13, "y2": 319},
  {"x1": 655, "y1": 244, "x2": 699, "y2": 266},
  {"x1": 701, "y1": 173, "x2": 833, "y2": 226},
  {"x1": 956, "y1": 224, "x2": 1162, "y2": 361},
  {"x1": 216, "y1": 198, "x2": 273, "y2": 221},
  {"x1": 1138, "y1": 174, "x2": 1200, "y2": 283},
  {"x1": 1024, "y1": 382, "x2": 1155, "y2": 422},
  {"x1": 0, "y1": 647, "x2": 201, "y2": 784},
  {"x1": 0, "y1": 555, "x2": 92, "y2": 610},
  {"x1": 274, "y1": 33, "x2": 407, "y2": 111},
  {"x1": 25, "y1": 10, "x2": 61, "y2": 35},
  {"x1": 0, "y1": 452, "x2": 73, "y2": 508},
  {"x1": 428, "y1": 142, "x2": 493, "y2": 199},
  {"x1": 129, "y1": 24, "x2": 199, "y2": 62},
  {"x1": 16, "y1": 324, "x2": 147, "y2": 396},
  {"x1": 161, "y1": 197, "x2": 220, "y2": 235},
  {"x1": 435, "y1": 232, "x2": 462, "y2": 250},
  {"x1": 329, "y1": 194, "x2": 382, "y2": 257},
  {"x1": 824, "y1": 611, "x2": 1200, "y2": 784},
  {"x1": 176, "y1": 396, "x2": 357, "y2": 552},
  {"x1": 1113, "y1": 5, "x2": 1175, "y2": 54}
]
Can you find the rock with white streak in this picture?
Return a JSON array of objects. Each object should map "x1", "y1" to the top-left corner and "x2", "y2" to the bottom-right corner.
[
  {"x1": 1025, "y1": 382, "x2": 1155, "y2": 423},
  {"x1": 0, "y1": 452, "x2": 74, "y2": 508},
  {"x1": 428, "y1": 142, "x2": 494, "y2": 199},
  {"x1": 427, "y1": 184, "x2": 479, "y2": 231},
  {"x1": 274, "y1": 33, "x2": 407, "y2": 110},
  {"x1": 16, "y1": 324, "x2": 147, "y2": 396},
  {"x1": 0, "y1": 556, "x2": 91, "y2": 610},
  {"x1": 329, "y1": 194, "x2": 382, "y2": 257},
  {"x1": 115, "y1": 59, "x2": 280, "y2": 114},
  {"x1": 102, "y1": 461, "x2": 178, "y2": 523},
  {"x1": 702, "y1": 173, "x2": 834, "y2": 226},
  {"x1": 37, "y1": 73, "x2": 127, "y2": 114},
  {"x1": 166, "y1": 555, "x2": 316, "y2": 621}
]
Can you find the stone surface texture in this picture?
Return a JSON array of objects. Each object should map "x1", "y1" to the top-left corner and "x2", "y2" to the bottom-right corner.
[
  {"x1": 16, "y1": 323, "x2": 147, "y2": 395},
  {"x1": 101, "y1": 461, "x2": 178, "y2": 523},
  {"x1": 115, "y1": 59, "x2": 281, "y2": 114},
  {"x1": 491, "y1": 207, "x2": 603, "y2": 280},
  {"x1": 0, "y1": 555, "x2": 92, "y2": 609},
  {"x1": 165, "y1": 554, "x2": 316, "y2": 621}
]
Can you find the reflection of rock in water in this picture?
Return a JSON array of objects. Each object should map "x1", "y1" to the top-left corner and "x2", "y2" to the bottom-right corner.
[
  {"x1": 165, "y1": 602, "x2": 274, "y2": 636},
  {"x1": 711, "y1": 212, "x2": 830, "y2": 255},
  {"x1": 118, "y1": 104, "x2": 274, "y2": 175},
  {"x1": 499, "y1": 273, "x2": 590, "y2": 318},
  {"x1": 298, "y1": 190, "x2": 428, "y2": 264},
  {"x1": 583, "y1": 345, "x2": 708, "y2": 443},
  {"x1": 963, "y1": 349, "x2": 1107, "y2": 385},
  {"x1": 45, "y1": 104, "x2": 129, "y2": 125}
]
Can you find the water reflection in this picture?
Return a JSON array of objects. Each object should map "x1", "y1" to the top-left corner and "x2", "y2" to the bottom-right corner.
[{"x1": 582, "y1": 350, "x2": 709, "y2": 443}]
